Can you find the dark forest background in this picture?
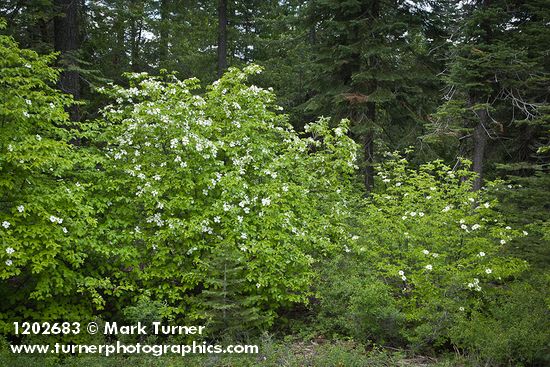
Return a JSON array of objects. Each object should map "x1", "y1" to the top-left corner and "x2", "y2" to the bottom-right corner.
[{"x1": 2, "y1": 0, "x2": 548, "y2": 192}]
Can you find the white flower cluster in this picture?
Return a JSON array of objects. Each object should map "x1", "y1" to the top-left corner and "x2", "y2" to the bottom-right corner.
[
  {"x1": 201, "y1": 220, "x2": 213, "y2": 234},
  {"x1": 467, "y1": 278, "x2": 482, "y2": 291},
  {"x1": 263, "y1": 169, "x2": 278, "y2": 179},
  {"x1": 49, "y1": 215, "x2": 63, "y2": 224},
  {"x1": 5, "y1": 246, "x2": 15, "y2": 266},
  {"x1": 146, "y1": 213, "x2": 164, "y2": 227},
  {"x1": 238, "y1": 197, "x2": 251, "y2": 213},
  {"x1": 248, "y1": 85, "x2": 262, "y2": 94},
  {"x1": 398, "y1": 270, "x2": 406, "y2": 281}
]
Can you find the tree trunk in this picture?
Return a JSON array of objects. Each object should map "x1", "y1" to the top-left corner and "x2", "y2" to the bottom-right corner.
[
  {"x1": 364, "y1": 103, "x2": 376, "y2": 192},
  {"x1": 470, "y1": 0, "x2": 492, "y2": 191},
  {"x1": 363, "y1": 0, "x2": 379, "y2": 193},
  {"x1": 217, "y1": 0, "x2": 228, "y2": 77},
  {"x1": 130, "y1": 19, "x2": 141, "y2": 72},
  {"x1": 159, "y1": 0, "x2": 170, "y2": 66},
  {"x1": 54, "y1": 0, "x2": 80, "y2": 120},
  {"x1": 472, "y1": 108, "x2": 488, "y2": 191},
  {"x1": 39, "y1": 19, "x2": 49, "y2": 49},
  {"x1": 113, "y1": 15, "x2": 126, "y2": 72},
  {"x1": 309, "y1": 25, "x2": 316, "y2": 45}
]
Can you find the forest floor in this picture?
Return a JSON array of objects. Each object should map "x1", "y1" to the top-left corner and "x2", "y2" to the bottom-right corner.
[{"x1": 1, "y1": 337, "x2": 474, "y2": 367}]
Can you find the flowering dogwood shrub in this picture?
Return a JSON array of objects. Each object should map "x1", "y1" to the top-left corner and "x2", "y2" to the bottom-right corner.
[
  {"x1": 92, "y1": 65, "x2": 359, "y2": 329},
  {"x1": 0, "y1": 22, "x2": 99, "y2": 331},
  {"x1": 0, "y1": 31, "x2": 359, "y2": 333},
  {"x1": 342, "y1": 153, "x2": 528, "y2": 348}
]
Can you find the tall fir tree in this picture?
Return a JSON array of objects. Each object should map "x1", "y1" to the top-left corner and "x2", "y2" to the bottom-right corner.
[
  {"x1": 302, "y1": 0, "x2": 435, "y2": 191},
  {"x1": 429, "y1": 0, "x2": 549, "y2": 190}
]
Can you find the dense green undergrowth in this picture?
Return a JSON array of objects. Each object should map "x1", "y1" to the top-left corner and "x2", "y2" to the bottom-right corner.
[{"x1": 0, "y1": 335, "x2": 497, "y2": 367}]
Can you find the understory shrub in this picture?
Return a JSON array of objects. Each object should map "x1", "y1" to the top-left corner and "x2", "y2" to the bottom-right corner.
[
  {"x1": 0, "y1": 21, "x2": 97, "y2": 331},
  {"x1": 314, "y1": 153, "x2": 547, "y2": 365},
  {"x1": 315, "y1": 254, "x2": 403, "y2": 345},
  {"x1": 2, "y1": 26, "x2": 547, "y2": 365},
  {"x1": 85, "y1": 65, "x2": 360, "y2": 335},
  {"x1": 450, "y1": 278, "x2": 550, "y2": 365},
  {"x1": 357, "y1": 154, "x2": 528, "y2": 350}
]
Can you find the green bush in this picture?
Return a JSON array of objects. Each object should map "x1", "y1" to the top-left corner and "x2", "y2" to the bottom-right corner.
[
  {"x1": 451, "y1": 278, "x2": 550, "y2": 365},
  {"x1": 84, "y1": 65, "x2": 360, "y2": 334},
  {"x1": 312, "y1": 152, "x2": 546, "y2": 364},
  {"x1": 0, "y1": 20, "x2": 98, "y2": 331},
  {"x1": 315, "y1": 254, "x2": 403, "y2": 345},
  {"x1": 352, "y1": 153, "x2": 528, "y2": 351}
]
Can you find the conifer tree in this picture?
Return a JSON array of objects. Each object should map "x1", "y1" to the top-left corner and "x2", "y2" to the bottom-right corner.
[
  {"x1": 302, "y1": 0, "x2": 434, "y2": 191},
  {"x1": 430, "y1": 0, "x2": 549, "y2": 190}
]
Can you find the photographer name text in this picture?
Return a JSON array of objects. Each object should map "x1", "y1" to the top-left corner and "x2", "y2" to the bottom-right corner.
[{"x1": 103, "y1": 322, "x2": 205, "y2": 335}]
